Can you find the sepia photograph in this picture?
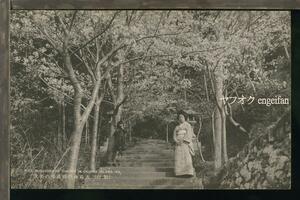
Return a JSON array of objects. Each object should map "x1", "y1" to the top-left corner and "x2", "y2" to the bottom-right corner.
[{"x1": 9, "y1": 10, "x2": 291, "y2": 189}]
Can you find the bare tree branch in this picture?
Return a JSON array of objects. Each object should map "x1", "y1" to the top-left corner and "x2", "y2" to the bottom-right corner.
[
  {"x1": 76, "y1": 50, "x2": 96, "y2": 82},
  {"x1": 113, "y1": 95, "x2": 128, "y2": 116},
  {"x1": 107, "y1": 74, "x2": 117, "y2": 105},
  {"x1": 68, "y1": 11, "x2": 78, "y2": 33},
  {"x1": 55, "y1": 12, "x2": 68, "y2": 36},
  {"x1": 226, "y1": 103, "x2": 248, "y2": 135},
  {"x1": 70, "y1": 11, "x2": 120, "y2": 56},
  {"x1": 135, "y1": 31, "x2": 190, "y2": 43},
  {"x1": 35, "y1": 25, "x2": 62, "y2": 52}
]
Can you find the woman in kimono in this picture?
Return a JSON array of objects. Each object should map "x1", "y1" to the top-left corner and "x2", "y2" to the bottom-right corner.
[
  {"x1": 173, "y1": 113, "x2": 196, "y2": 177},
  {"x1": 111, "y1": 121, "x2": 126, "y2": 166}
]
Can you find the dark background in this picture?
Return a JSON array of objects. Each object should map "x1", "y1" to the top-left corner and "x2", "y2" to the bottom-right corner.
[{"x1": 10, "y1": 10, "x2": 300, "y2": 200}]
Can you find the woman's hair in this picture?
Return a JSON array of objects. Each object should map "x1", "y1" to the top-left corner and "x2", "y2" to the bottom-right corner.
[
  {"x1": 117, "y1": 121, "x2": 124, "y2": 128},
  {"x1": 177, "y1": 110, "x2": 187, "y2": 120}
]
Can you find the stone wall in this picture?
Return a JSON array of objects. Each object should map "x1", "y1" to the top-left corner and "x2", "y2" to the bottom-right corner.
[{"x1": 218, "y1": 110, "x2": 291, "y2": 189}]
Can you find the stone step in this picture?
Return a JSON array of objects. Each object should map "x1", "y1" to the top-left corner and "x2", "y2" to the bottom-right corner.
[
  {"x1": 124, "y1": 148, "x2": 174, "y2": 152},
  {"x1": 86, "y1": 139, "x2": 204, "y2": 190},
  {"x1": 97, "y1": 167, "x2": 174, "y2": 173},
  {"x1": 120, "y1": 155, "x2": 173, "y2": 159},
  {"x1": 118, "y1": 160, "x2": 173, "y2": 164},
  {"x1": 125, "y1": 150, "x2": 173, "y2": 153},
  {"x1": 134, "y1": 145, "x2": 171, "y2": 148},
  {"x1": 130, "y1": 142, "x2": 172, "y2": 146},
  {"x1": 125, "y1": 145, "x2": 173, "y2": 149},
  {"x1": 120, "y1": 162, "x2": 173, "y2": 167},
  {"x1": 76, "y1": 174, "x2": 175, "y2": 181},
  {"x1": 126, "y1": 148, "x2": 173, "y2": 152},
  {"x1": 138, "y1": 142, "x2": 170, "y2": 145},
  {"x1": 136, "y1": 140, "x2": 168, "y2": 143},
  {"x1": 119, "y1": 158, "x2": 174, "y2": 162},
  {"x1": 81, "y1": 184, "x2": 199, "y2": 189},
  {"x1": 123, "y1": 151, "x2": 174, "y2": 156},
  {"x1": 130, "y1": 147, "x2": 172, "y2": 150},
  {"x1": 85, "y1": 173, "x2": 175, "y2": 179},
  {"x1": 84, "y1": 177, "x2": 198, "y2": 187},
  {"x1": 122, "y1": 154, "x2": 173, "y2": 158},
  {"x1": 108, "y1": 171, "x2": 174, "y2": 178}
]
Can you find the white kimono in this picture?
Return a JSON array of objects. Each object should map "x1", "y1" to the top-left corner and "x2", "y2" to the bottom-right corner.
[{"x1": 173, "y1": 121, "x2": 196, "y2": 176}]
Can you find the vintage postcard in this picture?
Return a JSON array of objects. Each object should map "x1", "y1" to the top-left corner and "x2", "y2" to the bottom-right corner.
[{"x1": 9, "y1": 10, "x2": 291, "y2": 189}]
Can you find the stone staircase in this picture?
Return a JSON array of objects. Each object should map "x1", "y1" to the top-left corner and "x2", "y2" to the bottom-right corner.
[{"x1": 82, "y1": 138, "x2": 203, "y2": 189}]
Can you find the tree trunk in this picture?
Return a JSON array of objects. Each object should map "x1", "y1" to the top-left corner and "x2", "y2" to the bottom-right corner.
[
  {"x1": 213, "y1": 68, "x2": 229, "y2": 169},
  {"x1": 64, "y1": 48, "x2": 103, "y2": 187},
  {"x1": 184, "y1": 89, "x2": 187, "y2": 106},
  {"x1": 85, "y1": 120, "x2": 89, "y2": 146},
  {"x1": 58, "y1": 17, "x2": 109, "y2": 188},
  {"x1": 62, "y1": 101, "x2": 66, "y2": 149},
  {"x1": 106, "y1": 106, "x2": 123, "y2": 162},
  {"x1": 97, "y1": 114, "x2": 103, "y2": 152},
  {"x1": 106, "y1": 65, "x2": 124, "y2": 163},
  {"x1": 213, "y1": 71, "x2": 224, "y2": 170},
  {"x1": 66, "y1": 123, "x2": 84, "y2": 188},
  {"x1": 166, "y1": 123, "x2": 169, "y2": 143},
  {"x1": 213, "y1": 105, "x2": 222, "y2": 169},
  {"x1": 116, "y1": 64, "x2": 124, "y2": 123},
  {"x1": 221, "y1": 106, "x2": 228, "y2": 163},
  {"x1": 57, "y1": 100, "x2": 63, "y2": 151},
  {"x1": 211, "y1": 110, "x2": 215, "y2": 160},
  {"x1": 129, "y1": 120, "x2": 132, "y2": 143},
  {"x1": 66, "y1": 83, "x2": 84, "y2": 188},
  {"x1": 64, "y1": 49, "x2": 85, "y2": 188},
  {"x1": 204, "y1": 72, "x2": 210, "y2": 102},
  {"x1": 90, "y1": 103, "x2": 100, "y2": 171},
  {"x1": 106, "y1": 117, "x2": 116, "y2": 163}
]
